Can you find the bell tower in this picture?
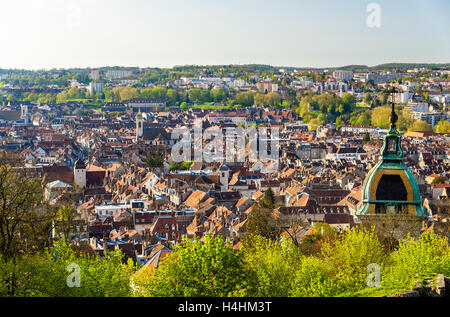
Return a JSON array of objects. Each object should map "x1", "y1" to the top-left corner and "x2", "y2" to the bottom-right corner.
[
  {"x1": 74, "y1": 159, "x2": 87, "y2": 189},
  {"x1": 356, "y1": 87, "x2": 426, "y2": 238},
  {"x1": 136, "y1": 107, "x2": 144, "y2": 142},
  {"x1": 357, "y1": 87, "x2": 425, "y2": 217},
  {"x1": 219, "y1": 163, "x2": 229, "y2": 192},
  {"x1": 21, "y1": 104, "x2": 30, "y2": 125}
]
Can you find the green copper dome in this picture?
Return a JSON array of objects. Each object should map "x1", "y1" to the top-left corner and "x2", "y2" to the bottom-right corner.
[{"x1": 356, "y1": 100, "x2": 426, "y2": 217}]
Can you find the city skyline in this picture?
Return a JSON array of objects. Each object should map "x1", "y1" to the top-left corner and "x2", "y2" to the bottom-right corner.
[{"x1": 1, "y1": 0, "x2": 449, "y2": 70}]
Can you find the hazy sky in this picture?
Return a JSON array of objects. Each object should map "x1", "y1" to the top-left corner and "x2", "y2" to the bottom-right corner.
[{"x1": 0, "y1": 0, "x2": 449, "y2": 70}]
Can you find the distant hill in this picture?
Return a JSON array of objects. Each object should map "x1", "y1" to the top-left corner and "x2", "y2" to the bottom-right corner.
[
  {"x1": 326, "y1": 63, "x2": 450, "y2": 72},
  {"x1": 1, "y1": 62, "x2": 449, "y2": 74},
  {"x1": 371, "y1": 63, "x2": 450, "y2": 71}
]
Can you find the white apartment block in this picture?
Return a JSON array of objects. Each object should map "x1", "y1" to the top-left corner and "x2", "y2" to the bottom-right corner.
[
  {"x1": 332, "y1": 70, "x2": 354, "y2": 81},
  {"x1": 106, "y1": 70, "x2": 132, "y2": 79}
]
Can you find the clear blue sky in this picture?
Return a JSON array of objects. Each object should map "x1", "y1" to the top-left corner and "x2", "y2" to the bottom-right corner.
[{"x1": 1, "y1": 0, "x2": 449, "y2": 69}]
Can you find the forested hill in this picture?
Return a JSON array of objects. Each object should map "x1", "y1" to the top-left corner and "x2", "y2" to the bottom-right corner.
[
  {"x1": 371, "y1": 63, "x2": 450, "y2": 71},
  {"x1": 1, "y1": 63, "x2": 449, "y2": 74},
  {"x1": 327, "y1": 63, "x2": 450, "y2": 72}
]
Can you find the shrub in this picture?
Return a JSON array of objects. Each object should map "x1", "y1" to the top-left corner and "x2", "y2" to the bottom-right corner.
[
  {"x1": 139, "y1": 234, "x2": 248, "y2": 297},
  {"x1": 0, "y1": 241, "x2": 135, "y2": 297},
  {"x1": 239, "y1": 235, "x2": 301, "y2": 297},
  {"x1": 382, "y1": 231, "x2": 450, "y2": 290},
  {"x1": 320, "y1": 226, "x2": 387, "y2": 293},
  {"x1": 291, "y1": 257, "x2": 341, "y2": 297}
]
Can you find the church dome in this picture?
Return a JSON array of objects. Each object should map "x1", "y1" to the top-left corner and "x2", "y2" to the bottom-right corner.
[{"x1": 357, "y1": 101, "x2": 426, "y2": 217}]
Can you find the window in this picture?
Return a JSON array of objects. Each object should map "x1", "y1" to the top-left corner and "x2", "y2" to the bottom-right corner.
[{"x1": 386, "y1": 137, "x2": 397, "y2": 153}]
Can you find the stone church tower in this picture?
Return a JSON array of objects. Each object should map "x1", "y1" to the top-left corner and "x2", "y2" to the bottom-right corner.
[
  {"x1": 74, "y1": 159, "x2": 87, "y2": 189},
  {"x1": 136, "y1": 108, "x2": 144, "y2": 142}
]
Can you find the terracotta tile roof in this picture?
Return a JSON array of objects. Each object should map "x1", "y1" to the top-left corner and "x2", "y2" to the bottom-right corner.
[
  {"x1": 87, "y1": 165, "x2": 106, "y2": 172},
  {"x1": 294, "y1": 193, "x2": 310, "y2": 207},
  {"x1": 252, "y1": 191, "x2": 264, "y2": 200},
  {"x1": 184, "y1": 190, "x2": 207, "y2": 209}
]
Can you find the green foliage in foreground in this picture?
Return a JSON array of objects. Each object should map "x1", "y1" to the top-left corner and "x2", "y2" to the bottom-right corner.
[
  {"x1": 132, "y1": 228, "x2": 449, "y2": 297},
  {"x1": 0, "y1": 228, "x2": 448, "y2": 297},
  {"x1": 134, "y1": 235, "x2": 248, "y2": 297},
  {"x1": 0, "y1": 240, "x2": 135, "y2": 297}
]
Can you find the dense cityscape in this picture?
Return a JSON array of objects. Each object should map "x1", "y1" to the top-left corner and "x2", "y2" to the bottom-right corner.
[
  {"x1": 0, "y1": 0, "x2": 449, "y2": 305},
  {"x1": 0, "y1": 63, "x2": 448, "y2": 298}
]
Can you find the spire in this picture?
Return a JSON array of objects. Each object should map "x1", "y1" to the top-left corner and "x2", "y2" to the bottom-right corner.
[
  {"x1": 137, "y1": 107, "x2": 141, "y2": 116},
  {"x1": 389, "y1": 86, "x2": 399, "y2": 131},
  {"x1": 378, "y1": 86, "x2": 404, "y2": 162}
]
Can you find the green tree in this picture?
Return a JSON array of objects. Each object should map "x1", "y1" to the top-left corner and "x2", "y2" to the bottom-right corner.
[
  {"x1": 308, "y1": 118, "x2": 323, "y2": 131},
  {"x1": 246, "y1": 203, "x2": 279, "y2": 240},
  {"x1": 408, "y1": 120, "x2": 432, "y2": 132},
  {"x1": 169, "y1": 161, "x2": 193, "y2": 171},
  {"x1": 0, "y1": 153, "x2": 52, "y2": 262},
  {"x1": 114, "y1": 87, "x2": 139, "y2": 101},
  {"x1": 0, "y1": 240, "x2": 135, "y2": 297},
  {"x1": 341, "y1": 93, "x2": 356, "y2": 112},
  {"x1": 262, "y1": 187, "x2": 275, "y2": 209},
  {"x1": 145, "y1": 152, "x2": 164, "y2": 168},
  {"x1": 56, "y1": 91, "x2": 67, "y2": 103},
  {"x1": 54, "y1": 205, "x2": 77, "y2": 243},
  {"x1": 254, "y1": 92, "x2": 266, "y2": 106},
  {"x1": 297, "y1": 223, "x2": 338, "y2": 256},
  {"x1": 180, "y1": 102, "x2": 189, "y2": 111},
  {"x1": 379, "y1": 92, "x2": 389, "y2": 105},
  {"x1": 291, "y1": 256, "x2": 340, "y2": 297},
  {"x1": 320, "y1": 226, "x2": 386, "y2": 293},
  {"x1": 354, "y1": 111, "x2": 372, "y2": 126},
  {"x1": 433, "y1": 120, "x2": 450, "y2": 133},
  {"x1": 397, "y1": 108, "x2": 415, "y2": 131},
  {"x1": 233, "y1": 91, "x2": 255, "y2": 107},
  {"x1": 211, "y1": 88, "x2": 228, "y2": 103},
  {"x1": 363, "y1": 93, "x2": 372, "y2": 105},
  {"x1": 239, "y1": 235, "x2": 300, "y2": 296},
  {"x1": 382, "y1": 232, "x2": 450, "y2": 291},
  {"x1": 371, "y1": 106, "x2": 392, "y2": 129},
  {"x1": 266, "y1": 92, "x2": 281, "y2": 107},
  {"x1": 166, "y1": 89, "x2": 178, "y2": 106},
  {"x1": 136, "y1": 234, "x2": 248, "y2": 296},
  {"x1": 295, "y1": 97, "x2": 313, "y2": 118}
]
